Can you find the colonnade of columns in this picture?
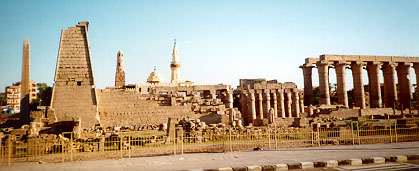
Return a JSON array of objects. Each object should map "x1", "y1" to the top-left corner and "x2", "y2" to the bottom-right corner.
[
  {"x1": 301, "y1": 60, "x2": 418, "y2": 109},
  {"x1": 242, "y1": 88, "x2": 301, "y2": 125}
]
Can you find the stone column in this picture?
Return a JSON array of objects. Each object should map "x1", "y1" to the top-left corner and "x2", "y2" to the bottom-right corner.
[
  {"x1": 258, "y1": 92, "x2": 263, "y2": 120},
  {"x1": 226, "y1": 91, "x2": 233, "y2": 109},
  {"x1": 292, "y1": 91, "x2": 300, "y2": 118},
  {"x1": 317, "y1": 61, "x2": 331, "y2": 105},
  {"x1": 300, "y1": 65, "x2": 314, "y2": 106},
  {"x1": 210, "y1": 90, "x2": 216, "y2": 99},
  {"x1": 286, "y1": 92, "x2": 292, "y2": 118},
  {"x1": 351, "y1": 62, "x2": 366, "y2": 109},
  {"x1": 396, "y1": 63, "x2": 412, "y2": 109},
  {"x1": 413, "y1": 63, "x2": 419, "y2": 109},
  {"x1": 334, "y1": 63, "x2": 349, "y2": 108},
  {"x1": 382, "y1": 63, "x2": 398, "y2": 108},
  {"x1": 278, "y1": 91, "x2": 285, "y2": 118},
  {"x1": 241, "y1": 92, "x2": 249, "y2": 125},
  {"x1": 248, "y1": 92, "x2": 257, "y2": 124},
  {"x1": 264, "y1": 91, "x2": 271, "y2": 116},
  {"x1": 367, "y1": 63, "x2": 382, "y2": 108},
  {"x1": 272, "y1": 90, "x2": 278, "y2": 119}
]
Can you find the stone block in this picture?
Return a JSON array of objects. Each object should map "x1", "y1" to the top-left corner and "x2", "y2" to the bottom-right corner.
[
  {"x1": 373, "y1": 157, "x2": 385, "y2": 164},
  {"x1": 217, "y1": 168, "x2": 233, "y2": 171},
  {"x1": 273, "y1": 164, "x2": 288, "y2": 170},
  {"x1": 395, "y1": 155, "x2": 407, "y2": 162},
  {"x1": 300, "y1": 162, "x2": 314, "y2": 169},
  {"x1": 349, "y1": 158, "x2": 362, "y2": 165},
  {"x1": 325, "y1": 160, "x2": 338, "y2": 167},
  {"x1": 246, "y1": 165, "x2": 261, "y2": 171}
]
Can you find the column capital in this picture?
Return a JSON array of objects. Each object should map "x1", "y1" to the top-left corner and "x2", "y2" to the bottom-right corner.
[
  {"x1": 299, "y1": 64, "x2": 315, "y2": 69},
  {"x1": 350, "y1": 61, "x2": 366, "y2": 66},
  {"x1": 316, "y1": 60, "x2": 330, "y2": 66}
]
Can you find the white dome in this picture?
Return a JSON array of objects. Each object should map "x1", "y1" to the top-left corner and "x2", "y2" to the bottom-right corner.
[{"x1": 147, "y1": 70, "x2": 162, "y2": 83}]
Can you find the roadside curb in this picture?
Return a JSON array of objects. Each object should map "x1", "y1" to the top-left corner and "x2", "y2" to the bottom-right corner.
[{"x1": 202, "y1": 154, "x2": 419, "y2": 171}]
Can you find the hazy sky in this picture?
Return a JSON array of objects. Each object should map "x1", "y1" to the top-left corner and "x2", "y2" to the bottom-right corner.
[{"x1": 1, "y1": 0, "x2": 418, "y2": 91}]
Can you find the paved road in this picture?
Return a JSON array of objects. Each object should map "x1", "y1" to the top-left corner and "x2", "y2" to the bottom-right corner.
[{"x1": 1, "y1": 141, "x2": 419, "y2": 171}]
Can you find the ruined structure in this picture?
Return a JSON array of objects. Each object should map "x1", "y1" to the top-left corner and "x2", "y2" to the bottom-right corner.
[
  {"x1": 238, "y1": 80, "x2": 303, "y2": 126},
  {"x1": 301, "y1": 54, "x2": 419, "y2": 109},
  {"x1": 20, "y1": 37, "x2": 31, "y2": 123},
  {"x1": 50, "y1": 22, "x2": 99, "y2": 128},
  {"x1": 44, "y1": 22, "x2": 241, "y2": 131},
  {"x1": 114, "y1": 50, "x2": 125, "y2": 88}
]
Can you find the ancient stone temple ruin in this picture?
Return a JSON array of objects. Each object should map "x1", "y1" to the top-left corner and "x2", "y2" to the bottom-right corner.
[
  {"x1": 301, "y1": 54, "x2": 419, "y2": 110},
  {"x1": 40, "y1": 22, "x2": 242, "y2": 132},
  {"x1": 237, "y1": 79, "x2": 304, "y2": 127}
]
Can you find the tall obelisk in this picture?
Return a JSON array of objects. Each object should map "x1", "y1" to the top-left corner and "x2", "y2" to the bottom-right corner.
[{"x1": 20, "y1": 37, "x2": 30, "y2": 123}]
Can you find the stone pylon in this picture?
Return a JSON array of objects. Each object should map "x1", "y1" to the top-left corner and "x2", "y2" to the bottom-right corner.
[
  {"x1": 115, "y1": 50, "x2": 125, "y2": 88},
  {"x1": 20, "y1": 37, "x2": 30, "y2": 124},
  {"x1": 50, "y1": 22, "x2": 99, "y2": 128},
  {"x1": 170, "y1": 40, "x2": 180, "y2": 84}
]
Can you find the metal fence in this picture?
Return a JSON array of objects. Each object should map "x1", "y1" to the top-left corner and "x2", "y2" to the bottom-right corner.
[{"x1": 1, "y1": 119, "x2": 418, "y2": 165}]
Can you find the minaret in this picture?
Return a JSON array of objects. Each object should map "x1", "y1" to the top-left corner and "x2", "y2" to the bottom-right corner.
[
  {"x1": 20, "y1": 37, "x2": 30, "y2": 123},
  {"x1": 115, "y1": 50, "x2": 125, "y2": 88},
  {"x1": 170, "y1": 39, "x2": 180, "y2": 84}
]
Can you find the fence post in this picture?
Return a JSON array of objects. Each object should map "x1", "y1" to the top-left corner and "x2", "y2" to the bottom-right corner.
[
  {"x1": 8, "y1": 135, "x2": 11, "y2": 166},
  {"x1": 128, "y1": 133, "x2": 131, "y2": 158},
  {"x1": 222, "y1": 128, "x2": 225, "y2": 152},
  {"x1": 229, "y1": 128, "x2": 232, "y2": 152},
  {"x1": 173, "y1": 128, "x2": 176, "y2": 155},
  {"x1": 268, "y1": 126, "x2": 271, "y2": 149},
  {"x1": 61, "y1": 134, "x2": 64, "y2": 163},
  {"x1": 70, "y1": 133, "x2": 73, "y2": 162},
  {"x1": 388, "y1": 119, "x2": 392, "y2": 143},
  {"x1": 274, "y1": 125, "x2": 278, "y2": 149},
  {"x1": 317, "y1": 127, "x2": 320, "y2": 147},
  {"x1": 351, "y1": 122, "x2": 355, "y2": 145},
  {"x1": 120, "y1": 135, "x2": 123, "y2": 159},
  {"x1": 357, "y1": 122, "x2": 361, "y2": 145},
  {"x1": 395, "y1": 121, "x2": 398, "y2": 142},
  {"x1": 181, "y1": 131, "x2": 184, "y2": 154},
  {"x1": 0, "y1": 134, "x2": 2, "y2": 165}
]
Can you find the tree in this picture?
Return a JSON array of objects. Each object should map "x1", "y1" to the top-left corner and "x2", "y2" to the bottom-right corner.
[
  {"x1": 0, "y1": 93, "x2": 6, "y2": 106},
  {"x1": 29, "y1": 83, "x2": 52, "y2": 111}
]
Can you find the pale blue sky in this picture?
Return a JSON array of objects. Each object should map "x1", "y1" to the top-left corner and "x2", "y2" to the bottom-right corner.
[{"x1": 1, "y1": 0, "x2": 418, "y2": 91}]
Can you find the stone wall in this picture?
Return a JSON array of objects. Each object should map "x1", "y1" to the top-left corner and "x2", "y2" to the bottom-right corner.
[{"x1": 96, "y1": 89, "x2": 199, "y2": 127}]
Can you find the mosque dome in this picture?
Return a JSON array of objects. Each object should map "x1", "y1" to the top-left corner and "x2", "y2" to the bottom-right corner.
[{"x1": 147, "y1": 68, "x2": 162, "y2": 84}]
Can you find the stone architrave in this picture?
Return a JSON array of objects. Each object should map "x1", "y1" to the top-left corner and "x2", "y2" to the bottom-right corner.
[
  {"x1": 317, "y1": 61, "x2": 331, "y2": 105},
  {"x1": 20, "y1": 37, "x2": 31, "y2": 123},
  {"x1": 396, "y1": 63, "x2": 412, "y2": 109},
  {"x1": 300, "y1": 65, "x2": 314, "y2": 106},
  {"x1": 367, "y1": 62, "x2": 382, "y2": 108},
  {"x1": 278, "y1": 91, "x2": 286, "y2": 118},
  {"x1": 351, "y1": 62, "x2": 366, "y2": 109},
  {"x1": 334, "y1": 63, "x2": 349, "y2": 108},
  {"x1": 382, "y1": 63, "x2": 398, "y2": 108},
  {"x1": 50, "y1": 22, "x2": 100, "y2": 128}
]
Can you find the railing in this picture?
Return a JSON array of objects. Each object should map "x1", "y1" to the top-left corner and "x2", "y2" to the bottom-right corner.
[{"x1": 1, "y1": 119, "x2": 418, "y2": 165}]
